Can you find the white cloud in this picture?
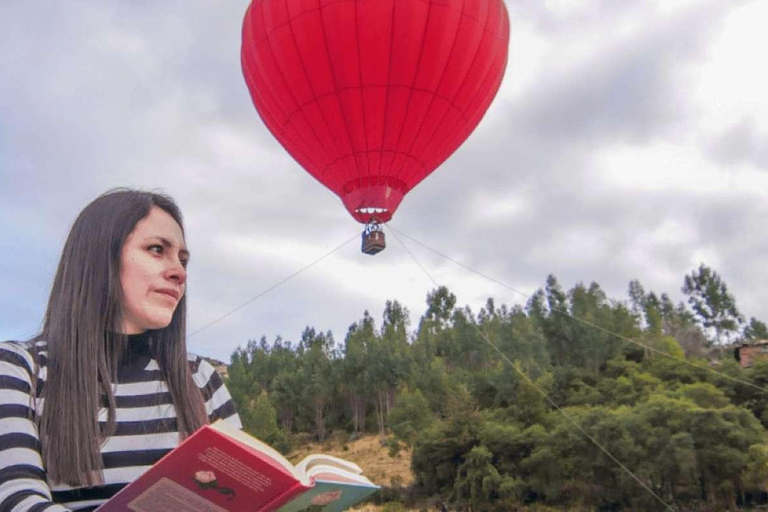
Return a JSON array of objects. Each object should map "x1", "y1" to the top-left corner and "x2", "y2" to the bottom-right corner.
[
  {"x1": 499, "y1": 20, "x2": 550, "y2": 102},
  {"x1": 1, "y1": 0, "x2": 766, "y2": 360},
  {"x1": 467, "y1": 189, "x2": 533, "y2": 224},
  {"x1": 692, "y1": 0, "x2": 768, "y2": 133},
  {"x1": 594, "y1": 142, "x2": 768, "y2": 196},
  {"x1": 542, "y1": 0, "x2": 594, "y2": 17}
]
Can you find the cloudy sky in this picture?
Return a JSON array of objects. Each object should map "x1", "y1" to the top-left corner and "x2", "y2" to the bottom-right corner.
[{"x1": 1, "y1": 0, "x2": 766, "y2": 362}]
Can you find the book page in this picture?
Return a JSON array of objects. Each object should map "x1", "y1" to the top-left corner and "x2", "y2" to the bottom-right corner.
[
  {"x1": 306, "y1": 465, "x2": 376, "y2": 487},
  {"x1": 210, "y1": 419, "x2": 309, "y2": 486},
  {"x1": 295, "y1": 454, "x2": 363, "y2": 476}
]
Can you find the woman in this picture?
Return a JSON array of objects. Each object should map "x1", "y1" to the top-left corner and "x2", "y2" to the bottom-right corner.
[{"x1": 0, "y1": 189, "x2": 241, "y2": 511}]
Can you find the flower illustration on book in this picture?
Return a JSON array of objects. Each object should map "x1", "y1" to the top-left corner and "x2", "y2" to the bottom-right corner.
[
  {"x1": 195, "y1": 471, "x2": 216, "y2": 484},
  {"x1": 311, "y1": 490, "x2": 343, "y2": 506},
  {"x1": 193, "y1": 470, "x2": 236, "y2": 501}
]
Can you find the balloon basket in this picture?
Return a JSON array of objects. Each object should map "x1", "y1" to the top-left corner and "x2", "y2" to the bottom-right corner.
[{"x1": 361, "y1": 220, "x2": 386, "y2": 255}]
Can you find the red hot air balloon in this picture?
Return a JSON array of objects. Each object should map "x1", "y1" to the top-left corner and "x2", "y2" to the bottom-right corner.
[{"x1": 241, "y1": 0, "x2": 509, "y2": 251}]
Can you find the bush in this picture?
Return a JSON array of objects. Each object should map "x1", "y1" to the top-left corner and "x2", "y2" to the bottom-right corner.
[{"x1": 388, "y1": 438, "x2": 403, "y2": 458}]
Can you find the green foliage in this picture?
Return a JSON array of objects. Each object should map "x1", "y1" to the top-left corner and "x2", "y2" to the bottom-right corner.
[
  {"x1": 412, "y1": 414, "x2": 483, "y2": 497},
  {"x1": 388, "y1": 389, "x2": 434, "y2": 447},
  {"x1": 408, "y1": 357, "x2": 453, "y2": 416},
  {"x1": 682, "y1": 263, "x2": 744, "y2": 344},
  {"x1": 500, "y1": 369, "x2": 552, "y2": 426},
  {"x1": 381, "y1": 502, "x2": 405, "y2": 512},
  {"x1": 387, "y1": 437, "x2": 402, "y2": 458},
  {"x1": 224, "y1": 275, "x2": 768, "y2": 511},
  {"x1": 676, "y1": 382, "x2": 730, "y2": 408},
  {"x1": 727, "y1": 359, "x2": 768, "y2": 429},
  {"x1": 742, "y1": 444, "x2": 768, "y2": 490},
  {"x1": 298, "y1": 327, "x2": 337, "y2": 441},
  {"x1": 745, "y1": 317, "x2": 768, "y2": 341},
  {"x1": 452, "y1": 445, "x2": 502, "y2": 510},
  {"x1": 245, "y1": 392, "x2": 290, "y2": 453}
]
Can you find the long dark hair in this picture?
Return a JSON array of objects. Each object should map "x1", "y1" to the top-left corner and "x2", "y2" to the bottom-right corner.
[{"x1": 34, "y1": 188, "x2": 208, "y2": 487}]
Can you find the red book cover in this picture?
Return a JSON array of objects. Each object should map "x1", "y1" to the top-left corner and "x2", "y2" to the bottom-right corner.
[{"x1": 96, "y1": 425, "x2": 311, "y2": 512}]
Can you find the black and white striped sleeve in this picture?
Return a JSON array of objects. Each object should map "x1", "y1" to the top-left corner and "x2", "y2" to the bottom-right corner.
[
  {"x1": 0, "y1": 341, "x2": 69, "y2": 512},
  {"x1": 190, "y1": 356, "x2": 242, "y2": 429}
]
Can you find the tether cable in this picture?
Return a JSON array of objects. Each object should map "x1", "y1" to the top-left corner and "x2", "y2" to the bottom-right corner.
[
  {"x1": 389, "y1": 227, "x2": 675, "y2": 511},
  {"x1": 389, "y1": 225, "x2": 768, "y2": 396},
  {"x1": 187, "y1": 233, "x2": 358, "y2": 339}
]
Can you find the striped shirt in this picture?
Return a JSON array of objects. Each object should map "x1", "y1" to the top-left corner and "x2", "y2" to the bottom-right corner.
[{"x1": 0, "y1": 335, "x2": 242, "y2": 512}]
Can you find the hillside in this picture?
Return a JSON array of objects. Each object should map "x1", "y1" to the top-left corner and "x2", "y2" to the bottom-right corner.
[
  {"x1": 225, "y1": 274, "x2": 768, "y2": 510},
  {"x1": 287, "y1": 433, "x2": 415, "y2": 488}
]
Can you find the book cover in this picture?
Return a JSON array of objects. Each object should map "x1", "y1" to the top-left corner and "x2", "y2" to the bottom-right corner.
[
  {"x1": 276, "y1": 479, "x2": 380, "y2": 512},
  {"x1": 95, "y1": 422, "x2": 379, "y2": 512}
]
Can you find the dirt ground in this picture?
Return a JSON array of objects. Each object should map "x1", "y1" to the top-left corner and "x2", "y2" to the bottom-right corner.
[
  {"x1": 287, "y1": 433, "x2": 415, "y2": 488},
  {"x1": 285, "y1": 436, "x2": 592, "y2": 511}
]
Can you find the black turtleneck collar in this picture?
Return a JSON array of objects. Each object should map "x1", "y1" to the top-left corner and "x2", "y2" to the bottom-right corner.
[
  {"x1": 115, "y1": 331, "x2": 154, "y2": 369},
  {"x1": 126, "y1": 330, "x2": 152, "y2": 355}
]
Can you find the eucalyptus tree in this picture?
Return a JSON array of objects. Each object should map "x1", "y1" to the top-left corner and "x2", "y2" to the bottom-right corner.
[
  {"x1": 744, "y1": 317, "x2": 768, "y2": 341},
  {"x1": 342, "y1": 312, "x2": 376, "y2": 434},
  {"x1": 682, "y1": 264, "x2": 744, "y2": 344}
]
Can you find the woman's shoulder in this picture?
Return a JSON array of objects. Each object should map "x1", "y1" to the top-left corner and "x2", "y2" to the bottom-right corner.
[
  {"x1": 188, "y1": 352, "x2": 226, "y2": 387},
  {"x1": 0, "y1": 339, "x2": 47, "y2": 378}
]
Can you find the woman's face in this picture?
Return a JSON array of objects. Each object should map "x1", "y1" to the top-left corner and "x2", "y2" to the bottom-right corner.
[{"x1": 119, "y1": 206, "x2": 189, "y2": 334}]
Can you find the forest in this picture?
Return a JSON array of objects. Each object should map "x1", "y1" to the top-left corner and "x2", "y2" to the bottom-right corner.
[{"x1": 223, "y1": 264, "x2": 768, "y2": 510}]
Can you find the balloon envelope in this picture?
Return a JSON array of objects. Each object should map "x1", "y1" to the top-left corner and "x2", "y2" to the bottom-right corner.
[{"x1": 242, "y1": 0, "x2": 509, "y2": 223}]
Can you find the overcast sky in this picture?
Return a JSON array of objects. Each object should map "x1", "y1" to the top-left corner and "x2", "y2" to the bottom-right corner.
[{"x1": 1, "y1": 0, "x2": 766, "y2": 362}]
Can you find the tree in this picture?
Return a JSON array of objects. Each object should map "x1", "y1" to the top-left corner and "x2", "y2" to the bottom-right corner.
[
  {"x1": 248, "y1": 392, "x2": 290, "y2": 453},
  {"x1": 657, "y1": 292, "x2": 708, "y2": 358},
  {"x1": 572, "y1": 283, "x2": 604, "y2": 371},
  {"x1": 628, "y1": 280, "x2": 647, "y2": 326},
  {"x1": 226, "y1": 345, "x2": 263, "y2": 419},
  {"x1": 425, "y1": 286, "x2": 457, "y2": 328},
  {"x1": 224, "y1": 278, "x2": 768, "y2": 510},
  {"x1": 367, "y1": 338, "x2": 395, "y2": 437},
  {"x1": 298, "y1": 327, "x2": 337, "y2": 441},
  {"x1": 414, "y1": 287, "x2": 458, "y2": 363},
  {"x1": 682, "y1": 264, "x2": 744, "y2": 345},
  {"x1": 627, "y1": 281, "x2": 664, "y2": 336},
  {"x1": 388, "y1": 388, "x2": 434, "y2": 448},
  {"x1": 744, "y1": 317, "x2": 768, "y2": 341},
  {"x1": 742, "y1": 444, "x2": 768, "y2": 499},
  {"x1": 342, "y1": 312, "x2": 376, "y2": 434},
  {"x1": 411, "y1": 407, "x2": 483, "y2": 498},
  {"x1": 452, "y1": 445, "x2": 502, "y2": 510},
  {"x1": 539, "y1": 275, "x2": 575, "y2": 366},
  {"x1": 642, "y1": 292, "x2": 663, "y2": 336},
  {"x1": 271, "y1": 367, "x2": 301, "y2": 433},
  {"x1": 378, "y1": 300, "x2": 413, "y2": 432}
]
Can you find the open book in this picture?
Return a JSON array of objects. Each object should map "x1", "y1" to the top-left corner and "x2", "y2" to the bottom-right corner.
[{"x1": 95, "y1": 421, "x2": 379, "y2": 512}]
